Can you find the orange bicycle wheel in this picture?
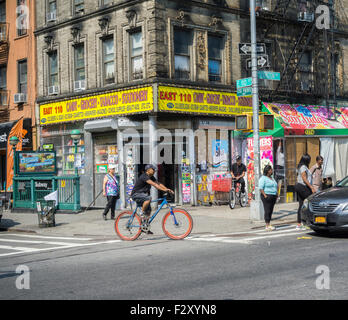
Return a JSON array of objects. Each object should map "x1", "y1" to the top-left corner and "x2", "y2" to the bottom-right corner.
[
  {"x1": 162, "y1": 208, "x2": 193, "y2": 240},
  {"x1": 115, "y1": 211, "x2": 142, "y2": 241}
]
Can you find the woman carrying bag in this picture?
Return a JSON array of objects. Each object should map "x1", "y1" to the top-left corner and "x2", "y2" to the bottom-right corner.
[
  {"x1": 102, "y1": 165, "x2": 119, "y2": 220},
  {"x1": 295, "y1": 154, "x2": 315, "y2": 230}
]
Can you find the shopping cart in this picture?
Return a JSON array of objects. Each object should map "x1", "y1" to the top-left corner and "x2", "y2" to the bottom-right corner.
[{"x1": 36, "y1": 200, "x2": 56, "y2": 228}]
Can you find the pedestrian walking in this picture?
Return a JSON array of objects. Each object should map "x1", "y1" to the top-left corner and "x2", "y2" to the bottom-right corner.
[
  {"x1": 295, "y1": 154, "x2": 315, "y2": 230},
  {"x1": 102, "y1": 165, "x2": 119, "y2": 220},
  {"x1": 259, "y1": 165, "x2": 278, "y2": 231},
  {"x1": 310, "y1": 156, "x2": 323, "y2": 192}
]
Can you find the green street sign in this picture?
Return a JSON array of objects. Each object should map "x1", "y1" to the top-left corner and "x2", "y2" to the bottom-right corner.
[
  {"x1": 237, "y1": 86, "x2": 252, "y2": 97},
  {"x1": 258, "y1": 71, "x2": 280, "y2": 81},
  {"x1": 236, "y1": 77, "x2": 252, "y2": 89}
]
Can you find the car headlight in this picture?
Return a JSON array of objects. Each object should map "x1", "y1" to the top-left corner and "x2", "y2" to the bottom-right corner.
[
  {"x1": 342, "y1": 203, "x2": 348, "y2": 214},
  {"x1": 302, "y1": 199, "x2": 309, "y2": 210}
]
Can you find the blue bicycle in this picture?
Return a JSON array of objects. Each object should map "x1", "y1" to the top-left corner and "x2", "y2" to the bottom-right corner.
[{"x1": 115, "y1": 193, "x2": 193, "y2": 241}]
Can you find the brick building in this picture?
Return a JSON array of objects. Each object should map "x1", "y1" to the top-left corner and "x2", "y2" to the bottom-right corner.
[
  {"x1": 34, "y1": 0, "x2": 348, "y2": 208},
  {"x1": 0, "y1": 0, "x2": 35, "y2": 191}
]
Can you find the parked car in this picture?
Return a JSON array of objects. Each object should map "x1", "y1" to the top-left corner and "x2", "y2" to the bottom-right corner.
[{"x1": 302, "y1": 176, "x2": 348, "y2": 235}]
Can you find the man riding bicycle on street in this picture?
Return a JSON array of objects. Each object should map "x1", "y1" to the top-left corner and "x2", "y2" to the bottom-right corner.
[
  {"x1": 131, "y1": 164, "x2": 174, "y2": 234},
  {"x1": 231, "y1": 156, "x2": 247, "y2": 196}
]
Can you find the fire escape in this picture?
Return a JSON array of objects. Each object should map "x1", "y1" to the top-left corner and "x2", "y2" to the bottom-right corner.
[
  {"x1": 0, "y1": 22, "x2": 9, "y2": 122},
  {"x1": 251, "y1": 0, "x2": 347, "y2": 104}
]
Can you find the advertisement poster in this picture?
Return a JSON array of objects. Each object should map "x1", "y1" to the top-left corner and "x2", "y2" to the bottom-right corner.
[
  {"x1": 182, "y1": 172, "x2": 191, "y2": 204},
  {"x1": 212, "y1": 140, "x2": 229, "y2": 169},
  {"x1": 247, "y1": 137, "x2": 273, "y2": 200},
  {"x1": 18, "y1": 152, "x2": 56, "y2": 174}
]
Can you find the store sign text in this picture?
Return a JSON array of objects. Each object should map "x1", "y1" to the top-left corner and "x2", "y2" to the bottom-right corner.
[
  {"x1": 159, "y1": 86, "x2": 252, "y2": 116},
  {"x1": 40, "y1": 87, "x2": 153, "y2": 125}
]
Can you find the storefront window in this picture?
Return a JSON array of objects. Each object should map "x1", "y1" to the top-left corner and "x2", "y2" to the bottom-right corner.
[{"x1": 41, "y1": 124, "x2": 85, "y2": 176}]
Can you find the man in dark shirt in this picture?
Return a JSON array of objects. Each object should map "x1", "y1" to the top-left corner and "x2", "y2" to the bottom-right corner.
[
  {"x1": 131, "y1": 164, "x2": 174, "y2": 220},
  {"x1": 231, "y1": 156, "x2": 247, "y2": 194}
]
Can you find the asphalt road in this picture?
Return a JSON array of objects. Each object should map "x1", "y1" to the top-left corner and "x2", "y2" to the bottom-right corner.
[{"x1": 1, "y1": 227, "x2": 348, "y2": 300}]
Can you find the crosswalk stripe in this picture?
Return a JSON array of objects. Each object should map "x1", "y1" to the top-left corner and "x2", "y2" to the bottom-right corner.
[
  {"x1": 187, "y1": 228, "x2": 309, "y2": 244},
  {"x1": 0, "y1": 239, "x2": 122, "y2": 258},
  {"x1": 0, "y1": 234, "x2": 92, "y2": 241}
]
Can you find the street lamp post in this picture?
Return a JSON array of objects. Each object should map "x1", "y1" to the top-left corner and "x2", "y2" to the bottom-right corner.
[
  {"x1": 249, "y1": 0, "x2": 263, "y2": 221},
  {"x1": 9, "y1": 136, "x2": 20, "y2": 173},
  {"x1": 70, "y1": 129, "x2": 81, "y2": 176}
]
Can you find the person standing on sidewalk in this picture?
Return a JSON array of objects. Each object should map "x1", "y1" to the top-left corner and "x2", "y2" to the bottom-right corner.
[
  {"x1": 102, "y1": 165, "x2": 119, "y2": 220},
  {"x1": 310, "y1": 156, "x2": 323, "y2": 193},
  {"x1": 295, "y1": 154, "x2": 315, "y2": 230},
  {"x1": 259, "y1": 165, "x2": 278, "y2": 231}
]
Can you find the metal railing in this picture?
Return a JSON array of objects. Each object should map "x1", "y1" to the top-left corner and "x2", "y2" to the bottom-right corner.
[{"x1": 13, "y1": 176, "x2": 80, "y2": 211}]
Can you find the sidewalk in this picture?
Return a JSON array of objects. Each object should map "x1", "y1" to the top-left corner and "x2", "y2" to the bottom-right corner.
[{"x1": 0, "y1": 202, "x2": 299, "y2": 237}]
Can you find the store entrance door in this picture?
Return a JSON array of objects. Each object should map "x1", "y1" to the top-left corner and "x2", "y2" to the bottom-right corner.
[
  {"x1": 93, "y1": 132, "x2": 118, "y2": 208},
  {"x1": 157, "y1": 164, "x2": 175, "y2": 202}
]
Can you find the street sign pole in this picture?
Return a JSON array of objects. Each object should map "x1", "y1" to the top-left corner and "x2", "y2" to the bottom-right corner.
[{"x1": 250, "y1": 0, "x2": 263, "y2": 222}]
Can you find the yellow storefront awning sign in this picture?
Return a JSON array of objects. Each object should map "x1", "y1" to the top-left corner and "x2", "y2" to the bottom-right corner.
[
  {"x1": 158, "y1": 86, "x2": 252, "y2": 116},
  {"x1": 40, "y1": 86, "x2": 153, "y2": 125}
]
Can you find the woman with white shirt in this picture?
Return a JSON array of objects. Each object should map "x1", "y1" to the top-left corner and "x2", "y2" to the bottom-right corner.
[{"x1": 295, "y1": 154, "x2": 315, "y2": 230}]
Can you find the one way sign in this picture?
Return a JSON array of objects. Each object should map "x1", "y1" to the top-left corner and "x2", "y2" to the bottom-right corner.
[
  {"x1": 246, "y1": 55, "x2": 269, "y2": 69},
  {"x1": 239, "y1": 43, "x2": 266, "y2": 55}
]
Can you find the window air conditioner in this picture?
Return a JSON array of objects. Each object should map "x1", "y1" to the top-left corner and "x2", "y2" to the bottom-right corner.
[
  {"x1": 14, "y1": 93, "x2": 27, "y2": 104},
  {"x1": 74, "y1": 80, "x2": 86, "y2": 92},
  {"x1": 48, "y1": 85, "x2": 59, "y2": 95},
  {"x1": 298, "y1": 12, "x2": 314, "y2": 22},
  {"x1": 47, "y1": 12, "x2": 57, "y2": 22}
]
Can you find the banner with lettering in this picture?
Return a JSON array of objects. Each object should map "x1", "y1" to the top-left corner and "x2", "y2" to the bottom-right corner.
[
  {"x1": 159, "y1": 86, "x2": 252, "y2": 116},
  {"x1": 40, "y1": 87, "x2": 153, "y2": 125},
  {"x1": 264, "y1": 103, "x2": 348, "y2": 130},
  {"x1": 247, "y1": 137, "x2": 273, "y2": 200}
]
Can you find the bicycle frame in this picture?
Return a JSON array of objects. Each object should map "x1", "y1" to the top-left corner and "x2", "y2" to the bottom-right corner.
[{"x1": 127, "y1": 197, "x2": 177, "y2": 227}]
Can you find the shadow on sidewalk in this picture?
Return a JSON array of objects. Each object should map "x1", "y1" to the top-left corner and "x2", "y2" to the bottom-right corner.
[{"x1": 0, "y1": 218, "x2": 21, "y2": 231}]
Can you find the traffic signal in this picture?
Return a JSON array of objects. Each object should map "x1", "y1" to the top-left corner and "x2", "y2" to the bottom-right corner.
[
  {"x1": 236, "y1": 114, "x2": 253, "y2": 130},
  {"x1": 259, "y1": 114, "x2": 274, "y2": 130},
  {"x1": 235, "y1": 114, "x2": 274, "y2": 131}
]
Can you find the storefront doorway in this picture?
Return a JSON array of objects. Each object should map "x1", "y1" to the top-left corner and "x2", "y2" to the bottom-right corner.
[
  {"x1": 93, "y1": 132, "x2": 118, "y2": 208},
  {"x1": 0, "y1": 153, "x2": 5, "y2": 190}
]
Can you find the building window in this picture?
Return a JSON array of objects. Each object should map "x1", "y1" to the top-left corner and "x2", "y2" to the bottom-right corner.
[
  {"x1": 174, "y1": 29, "x2": 192, "y2": 80},
  {"x1": 17, "y1": 0, "x2": 28, "y2": 37},
  {"x1": 102, "y1": 37, "x2": 115, "y2": 84},
  {"x1": 74, "y1": 0, "x2": 84, "y2": 15},
  {"x1": 130, "y1": 31, "x2": 143, "y2": 80},
  {"x1": 48, "y1": 0, "x2": 56, "y2": 13},
  {"x1": 208, "y1": 35, "x2": 223, "y2": 83},
  {"x1": 48, "y1": 51, "x2": 58, "y2": 87},
  {"x1": 299, "y1": 51, "x2": 312, "y2": 91},
  {"x1": 0, "y1": 1, "x2": 6, "y2": 23},
  {"x1": 102, "y1": 0, "x2": 113, "y2": 5},
  {"x1": 18, "y1": 60, "x2": 27, "y2": 93},
  {"x1": 74, "y1": 44, "x2": 85, "y2": 81},
  {"x1": 0, "y1": 65, "x2": 7, "y2": 105}
]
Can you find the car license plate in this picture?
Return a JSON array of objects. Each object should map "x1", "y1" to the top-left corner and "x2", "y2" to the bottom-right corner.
[{"x1": 314, "y1": 216, "x2": 327, "y2": 224}]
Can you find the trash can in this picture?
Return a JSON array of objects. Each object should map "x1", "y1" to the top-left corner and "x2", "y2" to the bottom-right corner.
[{"x1": 36, "y1": 200, "x2": 56, "y2": 228}]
